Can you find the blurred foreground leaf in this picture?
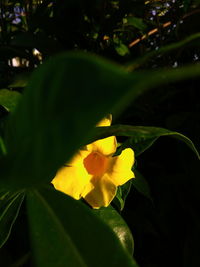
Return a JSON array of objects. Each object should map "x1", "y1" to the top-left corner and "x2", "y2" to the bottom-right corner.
[
  {"x1": 3, "y1": 52, "x2": 135, "y2": 189},
  {"x1": 1, "y1": 52, "x2": 200, "y2": 190},
  {"x1": 27, "y1": 188, "x2": 138, "y2": 267}
]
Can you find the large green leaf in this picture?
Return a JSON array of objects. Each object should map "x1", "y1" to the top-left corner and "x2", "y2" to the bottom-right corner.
[
  {"x1": 93, "y1": 205, "x2": 134, "y2": 255},
  {"x1": 26, "y1": 187, "x2": 138, "y2": 267},
  {"x1": 3, "y1": 52, "x2": 136, "y2": 189},
  {"x1": 2, "y1": 52, "x2": 200, "y2": 190},
  {"x1": 0, "y1": 191, "x2": 24, "y2": 248},
  {"x1": 90, "y1": 125, "x2": 200, "y2": 159}
]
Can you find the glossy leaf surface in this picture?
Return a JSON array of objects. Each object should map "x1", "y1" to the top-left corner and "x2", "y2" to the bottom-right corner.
[
  {"x1": 93, "y1": 205, "x2": 134, "y2": 255},
  {"x1": 91, "y1": 125, "x2": 200, "y2": 159},
  {"x1": 27, "y1": 188, "x2": 138, "y2": 267}
]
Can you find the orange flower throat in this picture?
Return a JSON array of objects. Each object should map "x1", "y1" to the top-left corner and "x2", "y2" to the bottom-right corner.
[{"x1": 83, "y1": 152, "x2": 109, "y2": 176}]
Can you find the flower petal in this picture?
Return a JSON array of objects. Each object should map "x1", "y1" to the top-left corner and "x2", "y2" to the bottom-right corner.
[
  {"x1": 52, "y1": 155, "x2": 92, "y2": 200},
  {"x1": 81, "y1": 174, "x2": 117, "y2": 209},
  {"x1": 86, "y1": 114, "x2": 116, "y2": 155},
  {"x1": 69, "y1": 150, "x2": 90, "y2": 167},
  {"x1": 86, "y1": 136, "x2": 117, "y2": 156},
  {"x1": 97, "y1": 114, "x2": 112, "y2": 127},
  {"x1": 108, "y1": 148, "x2": 135, "y2": 186}
]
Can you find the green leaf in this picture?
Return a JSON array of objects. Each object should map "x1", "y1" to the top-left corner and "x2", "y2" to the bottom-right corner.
[
  {"x1": 124, "y1": 17, "x2": 147, "y2": 31},
  {"x1": 3, "y1": 52, "x2": 136, "y2": 189},
  {"x1": 115, "y1": 43, "x2": 130, "y2": 56},
  {"x1": 0, "y1": 191, "x2": 24, "y2": 248},
  {"x1": 0, "y1": 89, "x2": 21, "y2": 112},
  {"x1": 113, "y1": 180, "x2": 132, "y2": 211},
  {"x1": 118, "y1": 136, "x2": 158, "y2": 157},
  {"x1": 26, "y1": 187, "x2": 138, "y2": 267},
  {"x1": 90, "y1": 125, "x2": 200, "y2": 159},
  {"x1": 93, "y1": 205, "x2": 134, "y2": 255}
]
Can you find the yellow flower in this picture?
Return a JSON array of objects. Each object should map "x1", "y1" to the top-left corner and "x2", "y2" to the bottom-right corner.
[{"x1": 52, "y1": 115, "x2": 135, "y2": 209}]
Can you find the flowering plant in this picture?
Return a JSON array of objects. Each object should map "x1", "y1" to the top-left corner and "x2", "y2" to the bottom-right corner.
[
  {"x1": 52, "y1": 115, "x2": 135, "y2": 208},
  {"x1": 0, "y1": 52, "x2": 199, "y2": 267}
]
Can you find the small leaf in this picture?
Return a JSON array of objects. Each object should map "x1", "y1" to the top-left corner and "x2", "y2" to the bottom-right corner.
[
  {"x1": 0, "y1": 89, "x2": 21, "y2": 112},
  {"x1": 124, "y1": 17, "x2": 147, "y2": 31},
  {"x1": 115, "y1": 43, "x2": 130, "y2": 56},
  {"x1": 26, "y1": 187, "x2": 138, "y2": 267},
  {"x1": 113, "y1": 180, "x2": 132, "y2": 211},
  {"x1": 0, "y1": 191, "x2": 24, "y2": 248}
]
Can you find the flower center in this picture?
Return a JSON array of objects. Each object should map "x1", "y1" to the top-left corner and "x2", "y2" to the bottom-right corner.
[{"x1": 83, "y1": 151, "x2": 109, "y2": 176}]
